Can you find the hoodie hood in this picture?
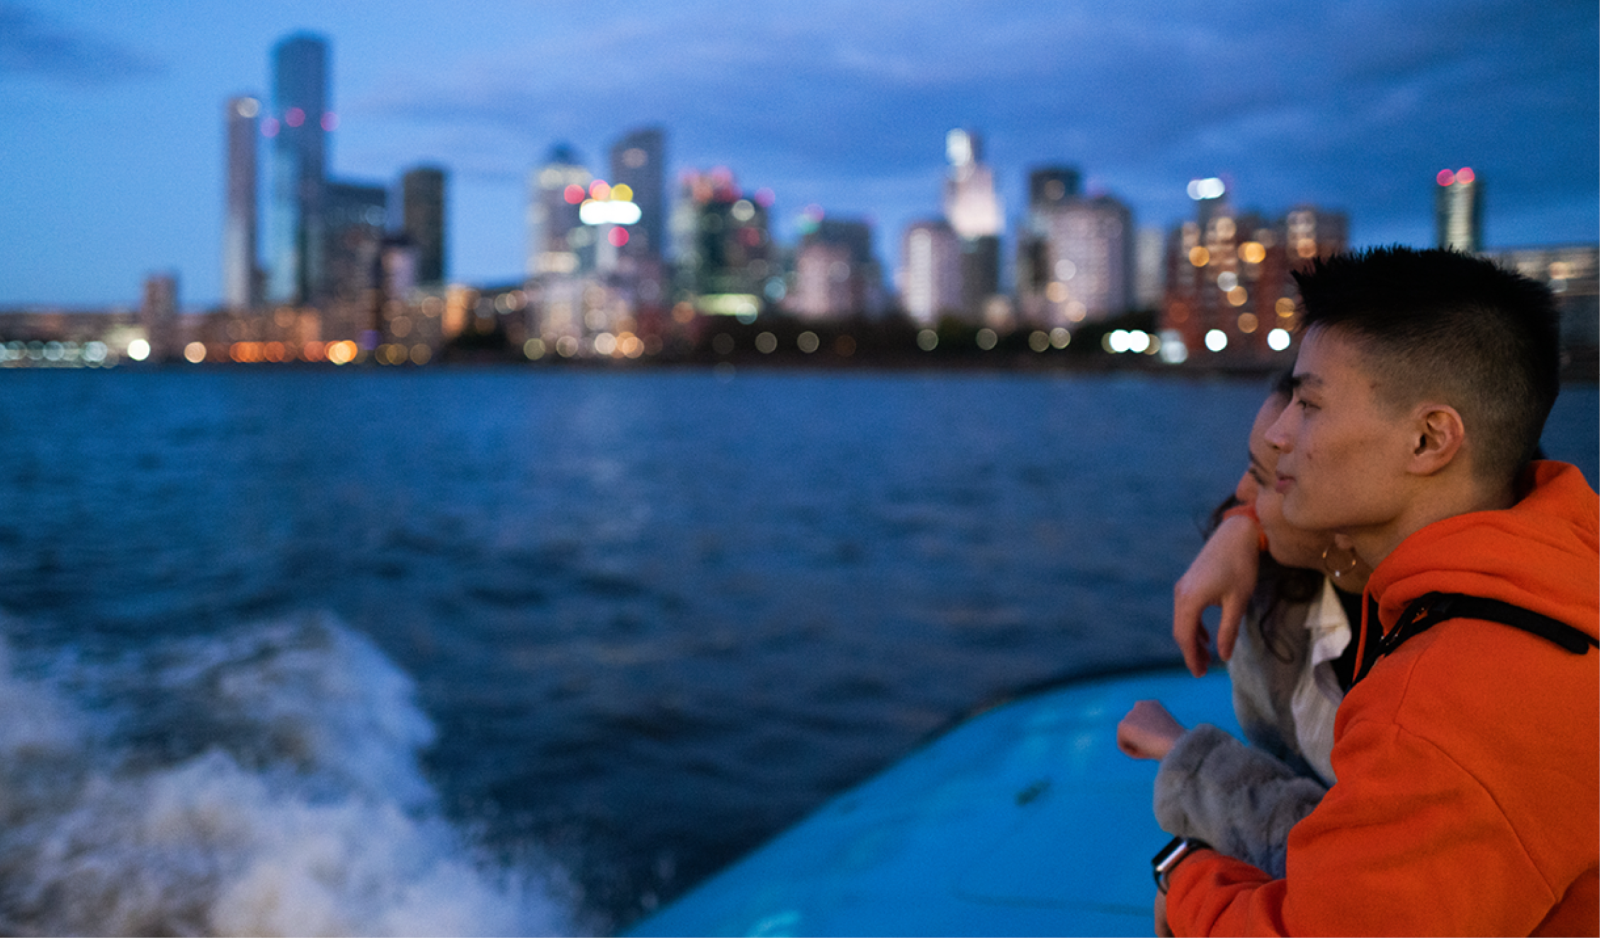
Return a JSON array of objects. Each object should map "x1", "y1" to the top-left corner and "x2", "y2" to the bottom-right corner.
[{"x1": 1369, "y1": 460, "x2": 1599, "y2": 643}]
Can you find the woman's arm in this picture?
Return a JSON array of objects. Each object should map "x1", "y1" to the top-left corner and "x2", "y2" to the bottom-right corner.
[
  {"x1": 1120, "y1": 699, "x2": 1325, "y2": 879},
  {"x1": 1173, "y1": 512, "x2": 1262, "y2": 677},
  {"x1": 1153, "y1": 724, "x2": 1327, "y2": 879}
]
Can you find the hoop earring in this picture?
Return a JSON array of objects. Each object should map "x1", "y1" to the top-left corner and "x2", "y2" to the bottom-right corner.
[{"x1": 1321, "y1": 544, "x2": 1362, "y2": 582}]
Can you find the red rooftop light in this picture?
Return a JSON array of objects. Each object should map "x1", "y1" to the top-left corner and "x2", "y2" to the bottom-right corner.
[{"x1": 1437, "y1": 169, "x2": 1455, "y2": 186}]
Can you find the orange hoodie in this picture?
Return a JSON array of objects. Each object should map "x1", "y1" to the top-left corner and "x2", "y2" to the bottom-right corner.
[{"x1": 1167, "y1": 461, "x2": 1600, "y2": 936}]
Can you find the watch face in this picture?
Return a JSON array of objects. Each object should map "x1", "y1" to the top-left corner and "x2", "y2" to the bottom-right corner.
[
  {"x1": 1152, "y1": 835, "x2": 1187, "y2": 884},
  {"x1": 1152, "y1": 836, "x2": 1186, "y2": 869},
  {"x1": 1153, "y1": 836, "x2": 1210, "y2": 892}
]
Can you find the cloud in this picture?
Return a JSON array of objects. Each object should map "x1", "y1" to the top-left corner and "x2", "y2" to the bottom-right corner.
[
  {"x1": 335, "y1": 0, "x2": 1593, "y2": 253},
  {"x1": 0, "y1": 2, "x2": 163, "y2": 84}
]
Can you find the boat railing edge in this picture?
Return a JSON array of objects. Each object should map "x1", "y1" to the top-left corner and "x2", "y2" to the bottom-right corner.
[{"x1": 913, "y1": 655, "x2": 1191, "y2": 751}]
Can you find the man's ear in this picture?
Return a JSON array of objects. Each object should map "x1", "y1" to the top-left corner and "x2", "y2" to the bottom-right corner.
[{"x1": 1407, "y1": 404, "x2": 1466, "y2": 476}]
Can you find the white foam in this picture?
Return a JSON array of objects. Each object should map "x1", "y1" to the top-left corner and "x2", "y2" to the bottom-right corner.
[{"x1": 0, "y1": 611, "x2": 582, "y2": 936}]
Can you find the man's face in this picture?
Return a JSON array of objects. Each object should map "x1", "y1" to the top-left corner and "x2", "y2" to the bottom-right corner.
[{"x1": 1265, "y1": 327, "x2": 1418, "y2": 537}]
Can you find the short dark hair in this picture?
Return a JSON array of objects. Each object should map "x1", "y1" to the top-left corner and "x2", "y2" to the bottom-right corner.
[{"x1": 1292, "y1": 246, "x2": 1560, "y2": 485}]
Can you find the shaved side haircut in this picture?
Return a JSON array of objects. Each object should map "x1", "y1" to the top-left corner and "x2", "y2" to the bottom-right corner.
[{"x1": 1290, "y1": 246, "x2": 1561, "y2": 485}]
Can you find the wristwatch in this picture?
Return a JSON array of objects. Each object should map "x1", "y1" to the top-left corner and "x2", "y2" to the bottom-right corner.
[{"x1": 1151, "y1": 836, "x2": 1212, "y2": 894}]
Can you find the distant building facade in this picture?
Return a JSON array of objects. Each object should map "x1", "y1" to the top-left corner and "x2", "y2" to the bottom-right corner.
[
  {"x1": 1027, "y1": 167, "x2": 1082, "y2": 209},
  {"x1": 142, "y1": 271, "x2": 179, "y2": 360},
  {"x1": 527, "y1": 144, "x2": 591, "y2": 278},
  {"x1": 1016, "y1": 166, "x2": 1081, "y2": 311},
  {"x1": 943, "y1": 129, "x2": 1002, "y2": 240},
  {"x1": 924, "y1": 129, "x2": 1004, "y2": 321},
  {"x1": 609, "y1": 127, "x2": 666, "y2": 262},
  {"x1": 223, "y1": 95, "x2": 260, "y2": 311},
  {"x1": 789, "y1": 217, "x2": 882, "y2": 320},
  {"x1": 1488, "y1": 244, "x2": 1598, "y2": 365},
  {"x1": 266, "y1": 32, "x2": 330, "y2": 305},
  {"x1": 1436, "y1": 167, "x2": 1483, "y2": 253},
  {"x1": 401, "y1": 166, "x2": 447, "y2": 285},
  {"x1": 1134, "y1": 226, "x2": 1167, "y2": 310},
  {"x1": 899, "y1": 220, "x2": 963, "y2": 325},
  {"x1": 1161, "y1": 187, "x2": 1347, "y2": 361},
  {"x1": 323, "y1": 181, "x2": 387, "y2": 306},
  {"x1": 1017, "y1": 193, "x2": 1133, "y2": 327},
  {"x1": 670, "y1": 168, "x2": 775, "y2": 317}
]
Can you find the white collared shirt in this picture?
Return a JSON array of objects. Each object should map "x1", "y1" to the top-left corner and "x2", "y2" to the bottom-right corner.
[{"x1": 1291, "y1": 576, "x2": 1352, "y2": 786}]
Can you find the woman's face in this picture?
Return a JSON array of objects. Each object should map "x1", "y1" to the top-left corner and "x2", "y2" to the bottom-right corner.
[{"x1": 1237, "y1": 395, "x2": 1336, "y2": 571}]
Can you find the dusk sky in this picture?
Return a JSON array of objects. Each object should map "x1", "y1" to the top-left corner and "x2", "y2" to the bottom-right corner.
[{"x1": 2, "y1": 0, "x2": 1595, "y2": 309}]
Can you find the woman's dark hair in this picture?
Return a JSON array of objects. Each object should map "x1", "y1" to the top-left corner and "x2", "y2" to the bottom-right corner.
[
  {"x1": 1202, "y1": 491, "x2": 1322, "y2": 663},
  {"x1": 1200, "y1": 369, "x2": 1322, "y2": 662}
]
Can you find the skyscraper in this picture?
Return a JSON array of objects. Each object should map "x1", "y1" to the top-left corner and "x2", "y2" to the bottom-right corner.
[
  {"x1": 1134, "y1": 227, "x2": 1167, "y2": 310},
  {"x1": 1027, "y1": 166, "x2": 1081, "y2": 210},
  {"x1": 899, "y1": 220, "x2": 962, "y2": 325},
  {"x1": 1016, "y1": 165, "x2": 1084, "y2": 322},
  {"x1": 791, "y1": 216, "x2": 881, "y2": 320},
  {"x1": 402, "y1": 166, "x2": 447, "y2": 284},
  {"x1": 939, "y1": 129, "x2": 1002, "y2": 319},
  {"x1": 267, "y1": 32, "x2": 330, "y2": 305},
  {"x1": 1435, "y1": 167, "x2": 1482, "y2": 253},
  {"x1": 222, "y1": 95, "x2": 259, "y2": 311},
  {"x1": 1161, "y1": 197, "x2": 1347, "y2": 360},
  {"x1": 527, "y1": 144, "x2": 590, "y2": 278},
  {"x1": 671, "y1": 168, "x2": 774, "y2": 314},
  {"x1": 323, "y1": 180, "x2": 387, "y2": 303},
  {"x1": 942, "y1": 129, "x2": 1002, "y2": 240},
  {"x1": 609, "y1": 127, "x2": 666, "y2": 261},
  {"x1": 1039, "y1": 195, "x2": 1134, "y2": 324},
  {"x1": 142, "y1": 271, "x2": 178, "y2": 361}
]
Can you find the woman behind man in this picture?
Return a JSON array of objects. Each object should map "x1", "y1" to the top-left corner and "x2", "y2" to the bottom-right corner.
[{"x1": 1116, "y1": 376, "x2": 1371, "y2": 878}]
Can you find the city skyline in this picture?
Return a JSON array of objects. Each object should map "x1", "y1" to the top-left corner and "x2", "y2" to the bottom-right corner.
[{"x1": 1, "y1": 0, "x2": 1594, "y2": 309}]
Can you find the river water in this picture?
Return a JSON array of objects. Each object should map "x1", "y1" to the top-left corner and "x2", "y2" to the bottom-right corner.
[{"x1": 0, "y1": 366, "x2": 1592, "y2": 935}]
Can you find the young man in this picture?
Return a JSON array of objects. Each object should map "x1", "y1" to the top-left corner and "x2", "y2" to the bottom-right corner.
[{"x1": 1158, "y1": 247, "x2": 1598, "y2": 936}]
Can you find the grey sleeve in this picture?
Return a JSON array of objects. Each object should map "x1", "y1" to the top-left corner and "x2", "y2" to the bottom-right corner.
[
  {"x1": 1226, "y1": 601, "x2": 1315, "y2": 775},
  {"x1": 1152, "y1": 723, "x2": 1328, "y2": 879}
]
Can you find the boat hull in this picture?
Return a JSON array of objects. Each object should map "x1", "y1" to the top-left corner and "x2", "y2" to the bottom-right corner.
[{"x1": 627, "y1": 666, "x2": 1237, "y2": 937}]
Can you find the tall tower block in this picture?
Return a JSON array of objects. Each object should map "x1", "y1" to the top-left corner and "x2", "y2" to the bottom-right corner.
[
  {"x1": 267, "y1": 32, "x2": 330, "y2": 304},
  {"x1": 222, "y1": 95, "x2": 259, "y2": 310},
  {"x1": 402, "y1": 166, "x2": 448, "y2": 285},
  {"x1": 1435, "y1": 167, "x2": 1482, "y2": 253},
  {"x1": 610, "y1": 128, "x2": 666, "y2": 260}
]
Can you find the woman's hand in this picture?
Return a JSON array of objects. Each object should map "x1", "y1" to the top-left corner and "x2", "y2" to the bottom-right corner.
[
  {"x1": 1117, "y1": 699, "x2": 1187, "y2": 761},
  {"x1": 1172, "y1": 513, "x2": 1261, "y2": 677}
]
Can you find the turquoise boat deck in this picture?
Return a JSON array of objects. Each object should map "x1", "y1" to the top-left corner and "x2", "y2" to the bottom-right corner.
[{"x1": 627, "y1": 666, "x2": 1238, "y2": 937}]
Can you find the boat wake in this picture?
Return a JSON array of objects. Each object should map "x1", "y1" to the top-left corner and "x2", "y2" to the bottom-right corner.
[{"x1": 0, "y1": 609, "x2": 579, "y2": 936}]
